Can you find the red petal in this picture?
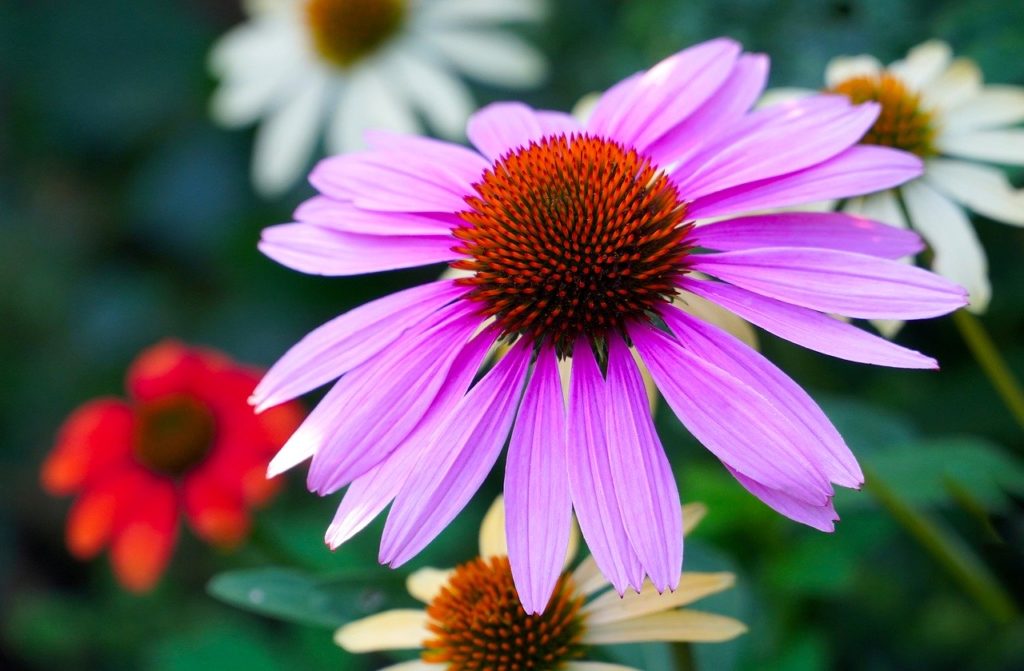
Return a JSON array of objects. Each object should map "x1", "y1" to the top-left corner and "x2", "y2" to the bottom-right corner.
[
  {"x1": 257, "y1": 400, "x2": 305, "y2": 449},
  {"x1": 126, "y1": 340, "x2": 200, "y2": 401},
  {"x1": 182, "y1": 470, "x2": 250, "y2": 548},
  {"x1": 42, "y1": 399, "x2": 134, "y2": 496},
  {"x1": 109, "y1": 472, "x2": 179, "y2": 593},
  {"x1": 66, "y1": 473, "x2": 126, "y2": 558}
]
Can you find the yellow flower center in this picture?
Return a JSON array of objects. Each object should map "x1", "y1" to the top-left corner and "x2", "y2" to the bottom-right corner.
[
  {"x1": 304, "y1": 0, "x2": 406, "y2": 68},
  {"x1": 423, "y1": 556, "x2": 587, "y2": 671},
  {"x1": 133, "y1": 395, "x2": 215, "y2": 476},
  {"x1": 829, "y1": 73, "x2": 938, "y2": 156}
]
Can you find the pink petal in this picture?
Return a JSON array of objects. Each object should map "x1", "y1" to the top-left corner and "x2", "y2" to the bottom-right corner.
[
  {"x1": 324, "y1": 328, "x2": 498, "y2": 549},
  {"x1": 379, "y1": 339, "x2": 532, "y2": 567},
  {"x1": 604, "y1": 335, "x2": 683, "y2": 592},
  {"x1": 688, "y1": 145, "x2": 923, "y2": 220},
  {"x1": 363, "y1": 130, "x2": 490, "y2": 178},
  {"x1": 680, "y1": 278, "x2": 937, "y2": 369},
  {"x1": 567, "y1": 339, "x2": 644, "y2": 595},
  {"x1": 691, "y1": 212, "x2": 923, "y2": 259},
  {"x1": 252, "y1": 280, "x2": 467, "y2": 411},
  {"x1": 294, "y1": 196, "x2": 459, "y2": 236},
  {"x1": 629, "y1": 322, "x2": 833, "y2": 504},
  {"x1": 587, "y1": 38, "x2": 741, "y2": 153},
  {"x1": 663, "y1": 306, "x2": 862, "y2": 488},
  {"x1": 310, "y1": 150, "x2": 475, "y2": 213},
  {"x1": 727, "y1": 466, "x2": 839, "y2": 532},
  {"x1": 674, "y1": 98, "x2": 880, "y2": 199},
  {"x1": 301, "y1": 305, "x2": 482, "y2": 494},
  {"x1": 258, "y1": 224, "x2": 458, "y2": 276},
  {"x1": 467, "y1": 102, "x2": 582, "y2": 160},
  {"x1": 689, "y1": 247, "x2": 968, "y2": 319},
  {"x1": 645, "y1": 53, "x2": 769, "y2": 167},
  {"x1": 505, "y1": 346, "x2": 572, "y2": 615}
]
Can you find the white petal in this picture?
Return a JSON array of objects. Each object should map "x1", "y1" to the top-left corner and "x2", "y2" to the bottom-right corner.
[
  {"x1": 571, "y1": 556, "x2": 608, "y2": 596},
  {"x1": 210, "y1": 70, "x2": 294, "y2": 127},
  {"x1": 251, "y1": 70, "x2": 329, "y2": 196},
  {"x1": 757, "y1": 87, "x2": 817, "y2": 109},
  {"x1": 683, "y1": 502, "x2": 708, "y2": 535},
  {"x1": 942, "y1": 85, "x2": 1024, "y2": 133},
  {"x1": 922, "y1": 59, "x2": 982, "y2": 111},
  {"x1": 327, "y1": 63, "x2": 420, "y2": 154},
  {"x1": 824, "y1": 55, "x2": 882, "y2": 88},
  {"x1": 843, "y1": 192, "x2": 911, "y2": 336},
  {"x1": 583, "y1": 610, "x2": 747, "y2": 644},
  {"x1": 902, "y1": 180, "x2": 991, "y2": 313},
  {"x1": 937, "y1": 129, "x2": 1024, "y2": 165},
  {"x1": 334, "y1": 610, "x2": 429, "y2": 652},
  {"x1": 379, "y1": 662, "x2": 444, "y2": 671},
  {"x1": 584, "y1": 573, "x2": 737, "y2": 625},
  {"x1": 479, "y1": 495, "x2": 507, "y2": 558},
  {"x1": 388, "y1": 50, "x2": 474, "y2": 139},
  {"x1": 872, "y1": 318, "x2": 906, "y2": 339},
  {"x1": 842, "y1": 190, "x2": 908, "y2": 229},
  {"x1": 419, "y1": 29, "x2": 547, "y2": 87},
  {"x1": 209, "y1": 14, "x2": 300, "y2": 78},
  {"x1": 406, "y1": 567, "x2": 454, "y2": 603},
  {"x1": 419, "y1": 0, "x2": 546, "y2": 25},
  {"x1": 926, "y1": 158, "x2": 1024, "y2": 226},
  {"x1": 889, "y1": 40, "x2": 952, "y2": 89}
]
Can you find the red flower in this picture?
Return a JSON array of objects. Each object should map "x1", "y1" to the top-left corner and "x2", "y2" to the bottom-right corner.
[{"x1": 41, "y1": 340, "x2": 304, "y2": 593}]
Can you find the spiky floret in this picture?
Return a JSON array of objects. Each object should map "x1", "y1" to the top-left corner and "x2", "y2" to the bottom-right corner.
[
  {"x1": 422, "y1": 556, "x2": 586, "y2": 671},
  {"x1": 305, "y1": 0, "x2": 406, "y2": 68},
  {"x1": 452, "y1": 134, "x2": 691, "y2": 355},
  {"x1": 830, "y1": 73, "x2": 938, "y2": 156}
]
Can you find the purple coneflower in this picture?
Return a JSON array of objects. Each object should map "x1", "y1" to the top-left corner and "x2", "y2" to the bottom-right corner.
[{"x1": 254, "y1": 38, "x2": 967, "y2": 614}]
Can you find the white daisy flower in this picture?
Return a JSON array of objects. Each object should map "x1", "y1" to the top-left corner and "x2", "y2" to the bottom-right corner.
[
  {"x1": 767, "y1": 40, "x2": 1024, "y2": 331},
  {"x1": 209, "y1": 0, "x2": 548, "y2": 196},
  {"x1": 334, "y1": 497, "x2": 745, "y2": 671}
]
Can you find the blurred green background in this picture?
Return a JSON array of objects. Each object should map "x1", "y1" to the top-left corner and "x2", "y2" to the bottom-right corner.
[{"x1": 2, "y1": 0, "x2": 1023, "y2": 669}]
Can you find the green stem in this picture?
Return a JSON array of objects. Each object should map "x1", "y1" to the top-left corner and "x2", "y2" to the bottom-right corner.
[
  {"x1": 951, "y1": 309, "x2": 1024, "y2": 432},
  {"x1": 672, "y1": 642, "x2": 697, "y2": 671},
  {"x1": 864, "y1": 468, "x2": 1017, "y2": 624}
]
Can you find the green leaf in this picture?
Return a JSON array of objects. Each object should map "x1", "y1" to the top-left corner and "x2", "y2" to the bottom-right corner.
[
  {"x1": 207, "y1": 567, "x2": 407, "y2": 629},
  {"x1": 857, "y1": 437, "x2": 1024, "y2": 512},
  {"x1": 815, "y1": 395, "x2": 919, "y2": 455}
]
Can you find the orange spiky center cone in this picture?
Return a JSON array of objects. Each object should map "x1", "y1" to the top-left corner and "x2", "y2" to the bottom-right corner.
[
  {"x1": 422, "y1": 556, "x2": 587, "y2": 671},
  {"x1": 830, "y1": 72, "x2": 938, "y2": 156},
  {"x1": 452, "y1": 133, "x2": 692, "y2": 356}
]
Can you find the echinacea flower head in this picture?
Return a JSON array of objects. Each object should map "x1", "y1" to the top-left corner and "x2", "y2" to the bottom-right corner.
[
  {"x1": 255, "y1": 38, "x2": 968, "y2": 613},
  {"x1": 774, "y1": 40, "x2": 1024, "y2": 320},
  {"x1": 335, "y1": 498, "x2": 745, "y2": 671},
  {"x1": 209, "y1": 0, "x2": 547, "y2": 196},
  {"x1": 41, "y1": 341, "x2": 303, "y2": 592}
]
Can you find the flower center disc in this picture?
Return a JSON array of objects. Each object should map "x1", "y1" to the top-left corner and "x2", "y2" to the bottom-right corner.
[
  {"x1": 423, "y1": 556, "x2": 586, "y2": 671},
  {"x1": 134, "y1": 395, "x2": 215, "y2": 477},
  {"x1": 830, "y1": 73, "x2": 937, "y2": 156},
  {"x1": 305, "y1": 0, "x2": 406, "y2": 68},
  {"x1": 453, "y1": 134, "x2": 691, "y2": 354}
]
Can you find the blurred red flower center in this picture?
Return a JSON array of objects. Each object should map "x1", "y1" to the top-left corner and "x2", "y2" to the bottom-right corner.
[
  {"x1": 133, "y1": 395, "x2": 215, "y2": 476},
  {"x1": 422, "y1": 555, "x2": 586, "y2": 670},
  {"x1": 829, "y1": 73, "x2": 938, "y2": 156},
  {"x1": 452, "y1": 134, "x2": 692, "y2": 355},
  {"x1": 305, "y1": 0, "x2": 406, "y2": 68}
]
